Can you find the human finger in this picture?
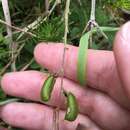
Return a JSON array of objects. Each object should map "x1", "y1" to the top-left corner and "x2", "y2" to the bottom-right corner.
[
  {"x1": 1, "y1": 71, "x2": 130, "y2": 130},
  {"x1": 34, "y1": 43, "x2": 129, "y2": 108},
  {"x1": 114, "y1": 21, "x2": 130, "y2": 100},
  {"x1": 0, "y1": 102, "x2": 100, "y2": 130}
]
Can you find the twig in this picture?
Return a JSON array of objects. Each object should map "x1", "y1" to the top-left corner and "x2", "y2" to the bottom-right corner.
[
  {"x1": 17, "y1": 0, "x2": 61, "y2": 41},
  {"x1": 60, "y1": 0, "x2": 70, "y2": 103},
  {"x1": 0, "y1": 19, "x2": 36, "y2": 38},
  {"x1": 16, "y1": 16, "x2": 45, "y2": 40},
  {"x1": 90, "y1": 0, "x2": 96, "y2": 22},
  {"x1": 58, "y1": 0, "x2": 70, "y2": 128},
  {"x1": 45, "y1": 0, "x2": 49, "y2": 13},
  {"x1": 0, "y1": 60, "x2": 12, "y2": 76},
  {"x1": 82, "y1": 0, "x2": 97, "y2": 33},
  {"x1": 20, "y1": 58, "x2": 34, "y2": 71},
  {"x1": 89, "y1": 0, "x2": 96, "y2": 48},
  {"x1": 0, "y1": 43, "x2": 25, "y2": 76},
  {"x1": 1, "y1": 0, "x2": 13, "y2": 42},
  {"x1": 60, "y1": 0, "x2": 70, "y2": 88},
  {"x1": 82, "y1": 0, "x2": 107, "y2": 42},
  {"x1": 1, "y1": 0, "x2": 16, "y2": 71},
  {"x1": 89, "y1": 0, "x2": 96, "y2": 28},
  {"x1": 49, "y1": 0, "x2": 61, "y2": 15},
  {"x1": 52, "y1": 0, "x2": 70, "y2": 130}
]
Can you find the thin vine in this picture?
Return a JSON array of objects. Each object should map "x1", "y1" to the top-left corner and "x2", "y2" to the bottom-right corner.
[{"x1": 54, "y1": 0, "x2": 70, "y2": 129}]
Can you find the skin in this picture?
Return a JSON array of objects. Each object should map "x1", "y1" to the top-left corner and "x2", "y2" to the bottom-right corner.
[{"x1": 1, "y1": 22, "x2": 130, "y2": 130}]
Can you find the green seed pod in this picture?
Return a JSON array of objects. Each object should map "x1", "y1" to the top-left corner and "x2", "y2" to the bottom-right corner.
[
  {"x1": 64, "y1": 92, "x2": 79, "y2": 121},
  {"x1": 40, "y1": 75, "x2": 56, "y2": 102},
  {"x1": 77, "y1": 31, "x2": 90, "y2": 86},
  {"x1": 77, "y1": 27, "x2": 119, "y2": 86}
]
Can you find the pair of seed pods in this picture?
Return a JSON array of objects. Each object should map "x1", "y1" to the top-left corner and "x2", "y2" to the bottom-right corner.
[
  {"x1": 40, "y1": 30, "x2": 91, "y2": 121},
  {"x1": 40, "y1": 28, "x2": 103, "y2": 122},
  {"x1": 40, "y1": 26, "x2": 119, "y2": 121},
  {"x1": 40, "y1": 75, "x2": 78, "y2": 121}
]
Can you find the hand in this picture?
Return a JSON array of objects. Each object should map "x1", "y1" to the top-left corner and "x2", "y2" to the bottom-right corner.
[{"x1": 1, "y1": 22, "x2": 130, "y2": 130}]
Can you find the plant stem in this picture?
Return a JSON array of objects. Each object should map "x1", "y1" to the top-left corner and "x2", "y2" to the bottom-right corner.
[
  {"x1": 0, "y1": 43, "x2": 25, "y2": 76},
  {"x1": 54, "y1": 0, "x2": 70, "y2": 130},
  {"x1": 90, "y1": 0, "x2": 96, "y2": 21},
  {"x1": 1, "y1": 0, "x2": 12, "y2": 42},
  {"x1": 1, "y1": 0, "x2": 16, "y2": 71},
  {"x1": 90, "y1": 0, "x2": 108, "y2": 40},
  {"x1": 0, "y1": 19, "x2": 36, "y2": 37},
  {"x1": 45, "y1": 0, "x2": 49, "y2": 13},
  {"x1": 82, "y1": 0, "x2": 97, "y2": 33},
  {"x1": 20, "y1": 58, "x2": 34, "y2": 71},
  {"x1": 17, "y1": 0, "x2": 60, "y2": 40},
  {"x1": 60, "y1": 0, "x2": 70, "y2": 96}
]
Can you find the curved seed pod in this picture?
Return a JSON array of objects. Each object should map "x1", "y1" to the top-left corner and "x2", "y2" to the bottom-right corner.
[
  {"x1": 40, "y1": 75, "x2": 56, "y2": 102},
  {"x1": 77, "y1": 31, "x2": 91, "y2": 86},
  {"x1": 77, "y1": 27, "x2": 119, "y2": 86},
  {"x1": 64, "y1": 92, "x2": 79, "y2": 121}
]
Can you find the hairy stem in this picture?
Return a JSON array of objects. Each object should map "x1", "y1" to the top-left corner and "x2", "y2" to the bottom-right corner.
[
  {"x1": 60, "y1": 0, "x2": 70, "y2": 83},
  {"x1": 54, "y1": 0, "x2": 70, "y2": 129}
]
